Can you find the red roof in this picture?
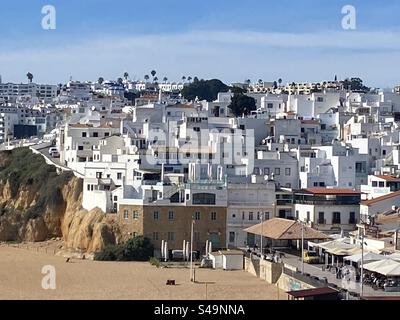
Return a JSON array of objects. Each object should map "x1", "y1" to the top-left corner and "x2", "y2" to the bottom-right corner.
[
  {"x1": 374, "y1": 175, "x2": 400, "y2": 182},
  {"x1": 361, "y1": 190, "x2": 400, "y2": 206},
  {"x1": 301, "y1": 188, "x2": 360, "y2": 195}
]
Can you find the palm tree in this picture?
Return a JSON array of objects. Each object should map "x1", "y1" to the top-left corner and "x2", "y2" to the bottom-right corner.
[
  {"x1": 117, "y1": 78, "x2": 123, "y2": 85},
  {"x1": 187, "y1": 76, "x2": 192, "y2": 83},
  {"x1": 153, "y1": 76, "x2": 158, "y2": 83},
  {"x1": 124, "y1": 72, "x2": 129, "y2": 81},
  {"x1": 245, "y1": 79, "x2": 251, "y2": 86},
  {"x1": 258, "y1": 79, "x2": 263, "y2": 85},
  {"x1": 163, "y1": 77, "x2": 168, "y2": 83},
  {"x1": 151, "y1": 70, "x2": 156, "y2": 79},
  {"x1": 26, "y1": 72, "x2": 33, "y2": 83},
  {"x1": 182, "y1": 76, "x2": 186, "y2": 83},
  {"x1": 98, "y1": 77, "x2": 104, "y2": 84},
  {"x1": 278, "y1": 78, "x2": 283, "y2": 87},
  {"x1": 144, "y1": 75, "x2": 150, "y2": 82}
]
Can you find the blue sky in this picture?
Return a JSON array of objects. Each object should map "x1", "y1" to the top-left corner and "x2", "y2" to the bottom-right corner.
[{"x1": 1, "y1": 0, "x2": 400, "y2": 87}]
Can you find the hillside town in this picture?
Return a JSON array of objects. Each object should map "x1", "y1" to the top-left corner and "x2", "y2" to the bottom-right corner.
[{"x1": 2, "y1": 73, "x2": 400, "y2": 299}]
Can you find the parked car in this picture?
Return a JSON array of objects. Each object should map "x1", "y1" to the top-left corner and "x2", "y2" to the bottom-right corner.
[
  {"x1": 303, "y1": 250, "x2": 320, "y2": 264},
  {"x1": 51, "y1": 151, "x2": 60, "y2": 158},
  {"x1": 48, "y1": 147, "x2": 58, "y2": 155}
]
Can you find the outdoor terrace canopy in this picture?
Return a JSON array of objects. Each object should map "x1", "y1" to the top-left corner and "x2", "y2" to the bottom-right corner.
[
  {"x1": 363, "y1": 259, "x2": 400, "y2": 276},
  {"x1": 344, "y1": 252, "x2": 386, "y2": 264},
  {"x1": 244, "y1": 218, "x2": 328, "y2": 240}
]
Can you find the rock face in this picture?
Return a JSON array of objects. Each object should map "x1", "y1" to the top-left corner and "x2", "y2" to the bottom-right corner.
[{"x1": 0, "y1": 150, "x2": 122, "y2": 253}]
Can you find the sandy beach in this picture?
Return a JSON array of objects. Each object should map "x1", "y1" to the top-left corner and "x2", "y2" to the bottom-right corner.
[{"x1": 0, "y1": 245, "x2": 285, "y2": 300}]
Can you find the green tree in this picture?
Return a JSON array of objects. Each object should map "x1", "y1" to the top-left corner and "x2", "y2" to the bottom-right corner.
[
  {"x1": 98, "y1": 77, "x2": 104, "y2": 84},
  {"x1": 123, "y1": 72, "x2": 129, "y2": 80},
  {"x1": 26, "y1": 72, "x2": 34, "y2": 83},
  {"x1": 163, "y1": 77, "x2": 168, "y2": 83},
  {"x1": 342, "y1": 78, "x2": 370, "y2": 93},
  {"x1": 117, "y1": 77, "x2": 123, "y2": 85},
  {"x1": 228, "y1": 93, "x2": 257, "y2": 116},
  {"x1": 144, "y1": 74, "x2": 150, "y2": 82},
  {"x1": 151, "y1": 70, "x2": 157, "y2": 80},
  {"x1": 94, "y1": 236, "x2": 154, "y2": 261},
  {"x1": 181, "y1": 79, "x2": 230, "y2": 102}
]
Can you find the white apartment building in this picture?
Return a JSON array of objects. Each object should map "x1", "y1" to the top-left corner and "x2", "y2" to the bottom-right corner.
[
  {"x1": 0, "y1": 82, "x2": 57, "y2": 102},
  {"x1": 254, "y1": 150, "x2": 299, "y2": 189},
  {"x1": 227, "y1": 178, "x2": 276, "y2": 248},
  {"x1": 294, "y1": 188, "x2": 361, "y2": 234}
]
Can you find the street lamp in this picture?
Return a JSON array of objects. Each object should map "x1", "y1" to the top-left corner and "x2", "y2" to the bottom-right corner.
[{"x1": 260, "y1": 211, "x2": 264, "y2": 257}]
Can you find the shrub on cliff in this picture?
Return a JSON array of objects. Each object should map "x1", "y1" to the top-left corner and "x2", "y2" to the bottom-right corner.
[
  {"x1": 94, "y1": 236, "x2": 154, "y2": 261},
  {"x1": 0, "y1": 148, "x2": 75, "y2": 220}
]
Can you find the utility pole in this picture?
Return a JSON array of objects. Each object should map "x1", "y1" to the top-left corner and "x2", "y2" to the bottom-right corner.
[
  {"x1": 361, "y1": 231, "x2": 364, "y2": 298},
  {"x1": 301, "y1": 220, "x2": 304, "y2": 274},
  {"x1": 190, "y1": 219, "x2": 194, "y2": 282}
]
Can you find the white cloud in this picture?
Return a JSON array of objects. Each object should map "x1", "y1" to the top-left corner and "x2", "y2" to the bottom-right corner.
[{"x1": 0, "y1": 30, "x2": 399, "y2": 86}]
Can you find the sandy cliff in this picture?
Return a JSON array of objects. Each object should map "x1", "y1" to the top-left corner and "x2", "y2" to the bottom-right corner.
[{"x1": 0, "y1": 148, "x2": 121, "y2": 252}]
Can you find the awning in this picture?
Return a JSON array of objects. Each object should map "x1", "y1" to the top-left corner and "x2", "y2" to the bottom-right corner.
[
  {"x1": 344, "y1": 252, "x2": 385, "y2": 264},
  {"x1": 363, "y1": 259, "x2": 400, "y2": 276}
]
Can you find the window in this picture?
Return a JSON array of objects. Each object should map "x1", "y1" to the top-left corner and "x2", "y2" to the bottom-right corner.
[
  {"x1": 265, "y1": 212, "x2": 270, "y2": 220},
  {"x1": 275, "y1": 168, "x2": 280, "y2": 175},
  {"x1": 123, "y1": 210, "x2": 129, "y2": 220},
  {"x1": 153, "y1": 211, "x2": 159, "y2": 220},
  {"x1": 253, "y1": 167, "x2": 260, "y2": 175},
  {"x1": 133, "y1": 211, "x2": 139, "y2": 220},
  {"x1": 267, "y1": 103, "x2": 273, "y2": 109},
  {"x1": 193, "y1": 193, "x2": 216, "y2": 205},
  {"x1": 285, "y1": 168, "x2": 291, "y2": 176},
  {"x1": 295, "y1": 211, "x2": 299, "y2": 220},
  {"x1": 78, "y1": 146, "x2": 84, "y2": 151},
  {"x1": 167, "y1": 232, "x2": 175, "y2": 241},
  {"x1": 372, "y1": 181, "x2": 378, "y2": 187},
  {"x1": 117, "y1": 173, "x2": 122, "y2": 179},
  {"x1": 113, "y1": 196, "x2": 118, "y2": 201},
  {"x1": 168, "y1": 211, "x2": 174, "y2": 221},
  {"x1": 104, "y1": 132, "x2": 110, "y2": 137},
  {"x1": 82, "y1": 132, "x2": 87, "y2": 137},
  {"x1": 379, "y1": 182, "x2": 385, "y2": 188},
  {"x1": 248, "y1": 212, "x2": 254, "y2": 221},
  {"x1": 349, "y1": 212, "x2": 356, "y2": 224},
  {"x1": 264, "y1": 168, "x2": 270, "y2": 175},
  {"x1": 306, "y1": 211, "x2": 310, "y2": 222},
  {"x1": 96, "y1": 172, "x2": 102, "y2": 179},
  {"x1": 93, "y1": 132, "x2": 98, "y2": 137},
  {"x1": 194, "y1": 212, "x2": 201, "y2": 220},
  {"x1": 153, "y1": 232, "x2": 159, "y2": 241},
  {"x1": 333, "y1": 212, "x2": 341, "y2": 224},
  {"x1": 318, "y1": 212, "x2": 325, "y2": 224},
  {"x1": 211, "y1": 212, "x2": 217, "y2": 221},
  {"x1": 229, "y1": 232, "x2": 235, "y2": 243},
  {"x1": 194, "y1": 232, "x2": 200, "y2": 241}
]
